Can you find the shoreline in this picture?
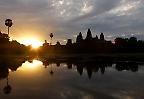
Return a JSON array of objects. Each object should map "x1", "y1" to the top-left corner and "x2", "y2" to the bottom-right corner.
[
  {"x1": 1, "y1": 53, "x2": 144, "y2": 62},
  {"x1": 39, "y1": 53, "x2": 144, "y2": 62}
]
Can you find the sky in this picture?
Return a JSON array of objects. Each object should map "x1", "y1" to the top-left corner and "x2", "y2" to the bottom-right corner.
[{"x1": 0, "y1": 0, "x2": 144, "y2": 44}]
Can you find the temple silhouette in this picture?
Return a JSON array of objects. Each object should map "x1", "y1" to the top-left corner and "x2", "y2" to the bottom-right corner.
[
  {"x1": 39, "y1": 28, "x2": 144, "y2": 55},
  {"x1": 0, "y1": 28, "x2": 144, "y2": 55},
  {"x1": 40, "y1": 29, "x2": 112, "y2": 54}
]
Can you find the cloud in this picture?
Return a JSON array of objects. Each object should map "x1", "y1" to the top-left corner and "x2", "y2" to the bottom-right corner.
[{"x1": 0, "y1": 0, "x2": 144, "y2": 44}]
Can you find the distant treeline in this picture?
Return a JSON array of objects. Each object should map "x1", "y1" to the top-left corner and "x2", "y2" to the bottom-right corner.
[
  {"x1": 0, "y1": 31, "x2": 32, "y2": 55},
  {"x1": 1, "y1": 29, "x2": 144, "y2": 55}
]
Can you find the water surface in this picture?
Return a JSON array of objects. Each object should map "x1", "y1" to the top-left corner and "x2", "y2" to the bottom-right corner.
[{"x1": 0, "y1": 57, "x2": 144, "y2": 99}]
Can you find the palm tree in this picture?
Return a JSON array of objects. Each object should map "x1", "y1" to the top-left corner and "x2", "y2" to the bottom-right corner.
[
  {"x1": 50, "y1": 33, "x2": 53, "y2": 45},
  {"x1": 5, "y1": 19, "x2": 13, "y2": 36}
]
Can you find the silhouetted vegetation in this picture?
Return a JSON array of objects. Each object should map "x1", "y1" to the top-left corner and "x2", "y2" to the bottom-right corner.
[
  {"x1": 1, "y1": 20, "x2": 144, "y2": 58},
  {"x1": 0, "y1": 31, "x2": 32, "y2": 55},
  {"x1": 1, "y1": 21, "x2": 144, "y2": 56},
  {"x1": 0, "y1": 56, "x2": 140, "y2": 80},
  {"x1": 0, "y1": 56, "x2": 143, "y2": 95},
  {"x1": 0, "y1": 56, "x2": 26, "y2": 94}
]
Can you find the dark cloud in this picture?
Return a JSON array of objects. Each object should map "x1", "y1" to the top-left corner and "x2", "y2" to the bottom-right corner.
[{"x1": 0, "y1": 0, "x2": 144, "y2": 43}]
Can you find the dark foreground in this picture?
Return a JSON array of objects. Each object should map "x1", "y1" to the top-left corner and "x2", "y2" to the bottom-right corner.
[{"x1": 0, "y1": 55, "x2": 144, "y2": 99}]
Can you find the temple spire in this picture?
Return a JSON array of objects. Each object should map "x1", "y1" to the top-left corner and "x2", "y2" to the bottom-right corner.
[{"x1": 86, "y1": 28, "x2": 92, "y2": 40}]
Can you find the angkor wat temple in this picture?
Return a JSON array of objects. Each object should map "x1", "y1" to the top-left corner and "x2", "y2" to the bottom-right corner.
[
  {"x1": 40, "y1": 29, "x2": 113, "y2": 54},
  {"x1": 1, "y1": 28, "x2": 144, "y2": 55},
  {"x1": 40, "y1": 28, "x2": 144, "y2": 54}
]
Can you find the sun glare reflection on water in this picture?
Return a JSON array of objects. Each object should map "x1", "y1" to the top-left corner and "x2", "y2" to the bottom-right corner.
[{"x1": 18, "y1": 60, "x2": 43, "y2": 73}]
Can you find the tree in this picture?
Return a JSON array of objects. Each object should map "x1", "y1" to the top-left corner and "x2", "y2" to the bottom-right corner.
[
  {"x1": 114, "y1": 37, "x2": 127, "y2": 46},
  {"x1": 49, "y1": 33, "x2": 53, "y2": 45},
  {"x1": 128, "y1": 37, "x2": 137, "y2": 51},
  {"x1": 129, "y1": 37, "x2": 137, "y2": 44},
  {"x1": 56, "y1": 41, "x2": 61, "y2": 46},
  {"x1": 5, "y1": 19, "x2": 13, "y2": 36}
]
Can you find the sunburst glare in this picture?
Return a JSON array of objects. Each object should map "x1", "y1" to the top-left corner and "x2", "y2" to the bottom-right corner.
[{"x1": 20, "y1": 38, "x2": 43, "y2": 48}]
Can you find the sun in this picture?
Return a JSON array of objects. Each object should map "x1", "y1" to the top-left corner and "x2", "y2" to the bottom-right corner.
[{"x1": 20, "y1": 38, "x2": 43, "y2": 48}]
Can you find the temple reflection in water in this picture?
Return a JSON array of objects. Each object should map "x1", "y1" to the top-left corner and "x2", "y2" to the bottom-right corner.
[
  {"x1": 41, "y1": 58, "x2": 139, "y2": 79},
  {"x1": 0, "y1": 56, "x2": 142, "y2": 95}
]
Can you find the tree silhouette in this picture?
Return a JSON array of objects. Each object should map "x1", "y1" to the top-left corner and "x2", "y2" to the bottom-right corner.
[
  {"x1": 50, "y1": 33, "x2": 53, "y2": 45},
  {"x1": 128, "y1": 37, "x2": 137, "y2": 45},
  {"x1": 56, "y1": 41, "x2": 61, "y2": 46},
  {"x1": 5, "y1": 19, "x2": 13, "y2": 36}
]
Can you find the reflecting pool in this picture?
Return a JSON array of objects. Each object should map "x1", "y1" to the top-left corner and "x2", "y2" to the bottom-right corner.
[{"x1": 0, "y1": 56, "x2": 144, "y2": 99}]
